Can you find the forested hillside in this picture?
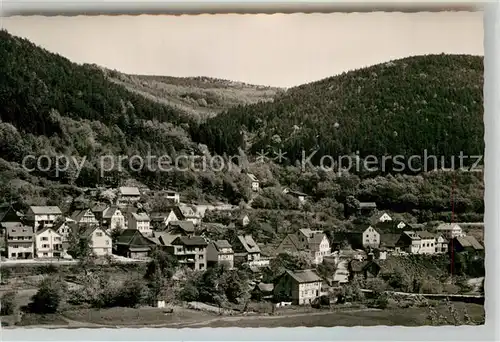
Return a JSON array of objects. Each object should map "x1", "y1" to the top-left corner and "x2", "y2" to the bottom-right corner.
[
  {"x1": 0, "y1": 31, "x2": 484, "y2": 225},
  {"x1": 193, "y1": 54, "x2": 484, "y2": 169}
]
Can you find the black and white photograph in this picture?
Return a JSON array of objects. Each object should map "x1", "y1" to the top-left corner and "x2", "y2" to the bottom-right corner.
[{"x1": 0, "y1": 10, "x2": 486, "y2": 329}]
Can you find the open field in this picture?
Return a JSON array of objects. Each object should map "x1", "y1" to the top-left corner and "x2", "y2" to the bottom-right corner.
[{"x1": 2, "y1": 302, "x2": 484, "y2": 329}]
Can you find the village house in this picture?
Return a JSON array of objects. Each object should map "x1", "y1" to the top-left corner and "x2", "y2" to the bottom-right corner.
[
  {"x1": 436, "y1": 223, "x2": 465, "y2": 240},
  {"x1": 151, "y1": 231, "x2": 180, "y2": 248},
  {"x1": 35, "y1": 226, "x2": 64, "y2": 258},
  {"x1": 282, "y1": 188, "x2": 308, "y2": 204},
  {"x1": 233, "y1": 235, "x2": 261, "y2": 262},
  {"x1": 415, "y1": 231, "x2": 436, "y2": 254},
  {"x1": 128, "y1": 212, "x2": 152, "y2": 237},
  {"x1": 239, "y1": 214, "x2": 250, "y2": 227},
  {"x1": 357, "y1": 202, "x2": 377, "y2": 216},
  {"x1": 348, "y1": 259, "x2": 382, "y2": 282},
  {"x1": 251, "y1": 283, "x2": 274, "y2": 301},
  {"x1": 435, "y1": 234, "x2": 448, "y2": 254},
  {"x1": 25, "y1": 206, "x2": 62, "y2": 229},
  {"x1": 70, "y1": 208, "x2": 99, "y2": 226},
  {"x1": 164, "y1": 190, "x2": 180, "y2": 204},
  {"x1": 168, "y1": 236, "x2": 208, "y2": 271},
  {"x1": 115, "y1": 229, "x2": 156, "y2": 259},
  {"x1": 117, "y1": 186, "x2": 141, "y2": 206},
  {"x1": 5, "y1": 223, "x2": 34, "y2": 259},
  {"x1": 150, "y1": 211, "x2": 178, "y2": 230},
  {"x1": 379, "y1": 233, "x2": 401, "y2": 254},
  {"x1": 277, "y1": 229, "x2": 331, "y2": 264},
  {"x1": 273, "y1": 269, "x2": 323, "y2": 305},
  {"x1": 178, "y1": 205, "x2": 202, "y2": 226},
  {"x1": 396, "y1": 231, "x2": 421, "y2": 254},
  {"x1": 247, "y1": 173, "x2": 260, "y2": 192},
  {"x1": 207, "y1": 240, "x2": 234, "y2": 269},
  {"x1": 79, "y1": 225, "x2": 113, "y2": 257},
  {"x1": 167, "y1": 221, "x2": 195, "y2": 236},
  {"x1": 0, "y1": 205, "x2": 22, "y2": 237},
  {"x1": 448, "y1": 236, "x2": 484, "y2": 254},
  {"x1": 101, "y1": 206, "x2": 125, "y2": 232},
  {"x1": 361, "y1": 226, "x2": 381, "y2": 249},
  {"x1": 53, "y1": 218, "x2": 76, "y2": 243}
]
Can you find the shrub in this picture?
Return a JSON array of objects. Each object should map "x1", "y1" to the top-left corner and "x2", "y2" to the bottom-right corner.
[
  {"x1": 1, "y1": 291, "x2": 17, "y2": 316},
  {"x1": 365, "y1": 278, "x2": 387, "y2": 296},
  {"x1": 180, "y1": 282, "x2": 200, "y2": 302},
  {"x1": 375, "y1": 293, "x2": 389, "y2": 309},
  {"x1": 30, "y1": 277, "x2": 67, "y2": 314}
]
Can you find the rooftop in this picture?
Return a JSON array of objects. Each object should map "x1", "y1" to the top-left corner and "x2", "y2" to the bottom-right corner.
[
  {"x1": 286, "y1": 269, "x2": 322, "y2": 283},
  {"x1": 119, "y1": 187, "x2": 141, "y2": 196},
  {"x1": 29, "y1": 206, "x2": 62, "y2": 215}
]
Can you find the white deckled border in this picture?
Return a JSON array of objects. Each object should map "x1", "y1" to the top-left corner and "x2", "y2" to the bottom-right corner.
[{"x1": 0, "y1": 1, "x2": 498, "y2": 341}]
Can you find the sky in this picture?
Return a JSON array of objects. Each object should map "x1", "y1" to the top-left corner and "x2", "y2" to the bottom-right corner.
[{"x1": 1, "y1": 12, "x2": 483, "y2": 88}]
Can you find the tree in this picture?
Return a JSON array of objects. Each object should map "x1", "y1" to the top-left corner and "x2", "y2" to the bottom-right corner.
[
  {"x1": 30, "y1": 277, "x2": 67, "y2": 314},
  {"x1": 144, "y1": 248, "x2": 179, "y2": 302},
  {"x1": 1, "y1": 291, "x2": 17, "y2": 315},
  {"x1": 180, "y1": 282, "x2": 199, "y2": 302},
  {"x1": 66, "y1": 225, "x2": 95, "y2": 274}
]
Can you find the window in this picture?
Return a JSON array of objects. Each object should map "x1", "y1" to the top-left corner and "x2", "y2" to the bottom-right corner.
[
  {"x1": 198, "y1": 255, "x2": 203, "y2": 260},
  {"x1": 54, "y1": 237, "x2": 61, "y2": 241},
  {"x1": 43, "y1": 252, "x2": 48, "y2": 256},
  {"x1": 105, "y1": 240, "x2": 110, "y2": 245},
  {"x1": 11, "y1": 253, "x2": 15, "y2": 257},
  {"x1": 96, "y1": 232, "x2": 103, "y2": 237},
  {"x1": 199, "y1": 264, "x2": 205, "y2": 270},
  {"x1": 12, "y1": 245, "x2": 19, "y2": 249},
  {"x1": 41, "y1": 237, "x2": 48, "y2": 241}
]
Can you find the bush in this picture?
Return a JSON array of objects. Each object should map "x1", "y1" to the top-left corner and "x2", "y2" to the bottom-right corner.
[
  {"x1": 1, "y1": 291, "x2": 17, "y2": 315},
  {"x1": 365, "y1": 278, "x2": 387, "y2": 296},
  {"x1": 180, "y1": 282, "x2": 199, "y2": 302},
  {"x1": 30, "y1": 277, "x2": 67, "y2": 314},
  {"x1": 375, "y1": 293, "x2": 389, "y2": 309}
]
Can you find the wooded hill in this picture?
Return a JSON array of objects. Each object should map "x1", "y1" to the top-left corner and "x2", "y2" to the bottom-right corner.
[{"x1": 193, "y1": 54, "x2": 484, "y2": 170}]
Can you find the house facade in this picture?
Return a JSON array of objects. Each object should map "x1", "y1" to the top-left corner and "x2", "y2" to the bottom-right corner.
[
  {"x1": 84, "y1": 226, "x2": 112, "y2": 256},
  {"x1": 233, "y1": 235, "x2": 261, "y2": 262},
  {"x1": 207, "y1": 240, "x2": 234, "y2": 269},
  {"x1": 70, "y1": 208, "x2": 99, "y2": 225},
  {"x1": 35, "y1": 227, "x2": 64, "y2": 258},
  {"x1": 117, "y1": 187, "x2": 141, "y2": 206},
  {"x1": 273, "y1": 269, "x2": 322, "y2": 305},
  {"x1": 26, "y1": 206, "x2": 62, "y2": 229},
  {"x1": 128, "y1": 212, "x2": 152, "y2": 237},
  {"x1": 165, "y1": 190, "x2": 180, "y2": 204},
  {"x1": 396, "y1": 231, "x2": 421, "y2": 254},
  {"x1": 435, "y1": 234, "x2": 448, "y2": 253},
  {"x1": 102, "y1": 207, "x2": 125, "y2": 231},
  {"x1": 168, "y1": 236, "x2": 208, "y2": 271},
  {"x1": 415, "y1": 231, "x2": 436, "y2": 254},
  {"x1": 5, "y1": 223, "x2": 34, "y2": 259},
  {"x1": 283, "y1": 188, "x2": 307, "y2": 204},
  {"x1": 436, "y1": 223, "x2": 465, "y2": 240},
  {"x1": 362, "y1": 226, "x2": 381, "y2": 249},
  {"x1": 115, "y1": 229, "x2": 155, "y2": 259}
]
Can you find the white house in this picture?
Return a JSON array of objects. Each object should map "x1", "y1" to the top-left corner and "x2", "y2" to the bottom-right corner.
[
  {"x1": 128, "y1": 212, "x2": 152, "y2": 236},
  {"x1": 436, "y1": 223, "x2": 465, "y2": 240},
  {"x1": 435, "y1": 234, "x2": 448, "y2": 254},
  {"x1": 278, "y1": 229, "x2": 331, "y2": 265},
  {"x1": 102, "y1": 206, "x2": 125, "y2": 232},
  {"x1": 35, "y1": 227, "x2": 64, "y2": 258},
  {"x1": 207, "y1": 240, "x2": 234, "y2": 269},
  {"x1": 396, "y1": 231, "x2": 421, "y2": 254},
  {"x1": 247, "y1": 174, "x2": 260, "y2": 192},
  {"x1": 82, "y1": 225, "x2": 112, "y2": 256},
  {"x1": 415, "y1": 231, "x2": 436, "y2": 254},
  {"x1": 165, "y1": 190, "x2": 180, "y2": 204},
  {"x1": 5, "y1": 223, "x2": 34, "y2": 259},
  {"x1": 397, "y1": 221, "x2": 407, "y2": 229},
  {"x1": 362, "y1": 226, "x2": 381, "y2": 249},
  {"x1": 54, "y1": 218, "x2": 76, "y2": 242},
  {"x1": 26, "y1": 206, "x2": 62, "y2": 229},
  {"x1": 378, "y1": 212, "x2": 392, "y2": 222}
]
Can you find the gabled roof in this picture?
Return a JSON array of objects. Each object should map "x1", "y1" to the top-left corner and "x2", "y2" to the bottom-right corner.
[
  {"x1": 92, "y1": 203, "x2": 108, "y2": 213},
  {"x1": 256, "y1": 283, "x2": 274, "y2": 293},
  {"x1": 36, "y1": 226, "x2": 61, "y2": 236},
  {"x1": 285, "y1": 269, "x2": 322, "y2": 283},
  {"x1": 453, "y1": 236, "x2": 484, "y2": 250},
  {"x1": 280, "y1": 234, "x2": 304, "y2": 252},
  {"x1": 437, "y1": 223, "x2": 462, "y2": 230},
  {"x1": 171, "y1": 236, "x2": 208, "y2": 246},
  {"x1": 152, "y1": 231, "x2": 180, "y2": 246},
  {"x1": 358, "y1": 202, "x2": 377, "y2": 209},
  {"x1": 119, "y1": 187, "x2": 141, "y2": 196},
  {"x1": 116, "y1": 229, "x2": 154, "y2": 246},
  {"x1": 131, "y1": 212, "x2": 150, "y2": 221},
  {"x1": 284, "y1": 189, "x2": 308, "y2": 197},
  {"x1": 213, "y1": 240, "x2": 233, "y2": 251},
  {"x1": 0, "y1": 206, "x2": 21, "y2": 223},
  {"x1": 237, "y1": 235, "x2": 261, "y2": 253},
  {"x1": 6, "y1": 223, "x2": 33, "y2": 237},
  {"x1": 379, "y1": 233, "x2": 401, "y2": 248},
  {"x1": 70, "y1": 209, "x2": 95, "y2": 222},
  {"x1": 103, "y1": 206, "x2": 122, "y2": 219},
  {"x1": 416, "y1": 231, "x2": 436, "y2": 239},
  {"x1": 403, "y1": 231, "x2": 421, "y2": 240},
  {"x1": 29, "y1": 206, "x2": 62, "y2": 215},
  {"x1": 168, "y1": 220, "x2": 195, "y2": 233}
]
